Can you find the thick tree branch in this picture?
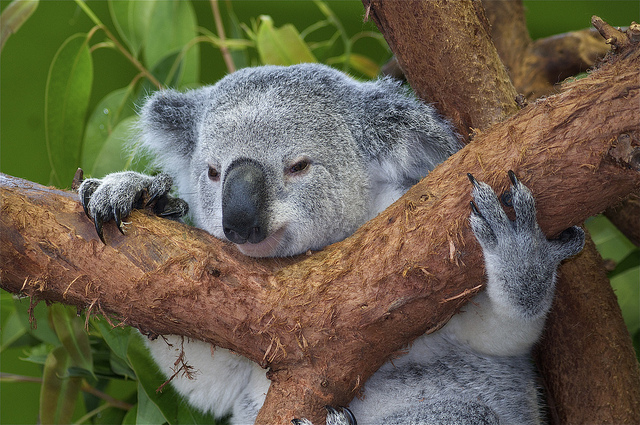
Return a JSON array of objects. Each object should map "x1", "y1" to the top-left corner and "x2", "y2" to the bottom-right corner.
[
  {"x1": 482, "y1": 1, "x2": 613, "y2": 100},
  {"x1": 363, "y1": 0, "x2": 520, "y2": 139},
  {"x1": 481, "y1": 4, "x2": 640, "y2": 249},
  {"x1": 2, "y1": 40, "x2": 639, "y2": 422},
  {"x1": 534, "y1": 234, "x2": 640, "y2": 424},
  {"x1": 605, "y1": 191, "x2": 640, "y2": 246}
]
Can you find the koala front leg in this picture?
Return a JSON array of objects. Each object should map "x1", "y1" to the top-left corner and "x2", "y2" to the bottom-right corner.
[
  {"x1": 445, "y1": 171, "x2": 585, "y2": 356},
  {"x1": 79, "y1": 171, "x2": 188, "y2": 243}
]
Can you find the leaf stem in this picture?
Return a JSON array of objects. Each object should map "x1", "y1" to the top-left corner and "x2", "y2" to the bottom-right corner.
[
  {"x1": 74, "y1": 0, "x2": 163, "y2": 89},
  {"x1": 210, "y1": 0, "x2": 236, "y2": 73}
]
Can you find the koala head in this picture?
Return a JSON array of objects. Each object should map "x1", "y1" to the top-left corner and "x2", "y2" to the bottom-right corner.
[{"x1": 139, "y1": 64, "x2": 458, "y2": 257}]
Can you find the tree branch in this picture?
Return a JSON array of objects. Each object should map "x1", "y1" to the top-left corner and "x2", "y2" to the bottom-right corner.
[
  {"x1": 533, "y1": 234, "x2": 640, "y2": 424},
  {"x1": 2, "y1": 39, "x2": 639, "y2": 421},
  {"x1": 479, "y1": 4, "x2": 640, "y2": 249},
  {"x1": 482, "y1": 1, "x2": 613, "y2": 100},
  {"x1": 362, "y1": 0, "x2": 520, "y2": 139}
]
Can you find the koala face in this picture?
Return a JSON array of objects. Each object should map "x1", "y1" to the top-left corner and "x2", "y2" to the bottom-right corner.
[
  {"x1": 140, "y1": 64, "x2": 459, "y2": 258},
  {"x1": 188, "y1": 97, "x2": 370, "y2": 257}
]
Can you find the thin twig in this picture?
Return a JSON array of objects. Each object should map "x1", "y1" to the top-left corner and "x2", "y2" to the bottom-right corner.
[
  {"x1": 210, "y1": 0, "x2": 236, "y2": 73},
  {"x1": 74, "y1": 0, "x2": 163, "y2": 89}
]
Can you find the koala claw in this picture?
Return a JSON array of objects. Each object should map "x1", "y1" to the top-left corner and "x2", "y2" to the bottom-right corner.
[
  {"x1": 466, "y1": 172, "x2": 478, "y2": 187},
  {"x1": 78, "y1": 172, "x2": 188, "y2": 243},
  {"x1": 153, "y1": 196, "x2": 189, "y2": 220},
  {"x1": 326, "y1": 406, "x2": 357, "y2": 425},
  {"x1": 94, "y1": 214, "x2": 105, "y2": 244},
  {"x1": 292, "y1": 406, "x2": 356, "y2": 425},
  {"x1": 468, "y1": 171, "x2": 585, "y2": 318},
  {"x1": 81, "y1": 179, "x2": 100, "y2": 219}
]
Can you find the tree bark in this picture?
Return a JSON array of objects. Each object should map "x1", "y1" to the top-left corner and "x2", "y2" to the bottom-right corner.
[
  {"x1": 533, "y1": 233, "x2": 640, "y2": 424},
  {"x1": 2, "y1": 38, "x2": 639, "y2": 421},
  {"x1": 363, "y1": 0, "x2": 520, "y2": 139},
  {"x1": 483, "y1": 3, "x2": 640, "y2": 248},
  {"x1": 365, "y1": 3, "x2": 640, "y2": 423},
  {"x1": 2, "y1": 3, "x2": 640, "y2": 424},
  {"x1": 482, "y1": 0, "x2": 612, "y2": 100}
]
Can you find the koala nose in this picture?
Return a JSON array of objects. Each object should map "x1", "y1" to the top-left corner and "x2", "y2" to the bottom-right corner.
[{"x1": 222, "y1": 159, "x2": 269, "y2": 245}]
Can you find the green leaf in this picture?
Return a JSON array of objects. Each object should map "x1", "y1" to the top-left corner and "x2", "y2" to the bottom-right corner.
[
  {"x1": 256, "y1": 16, "x2": 317, "y2": 66},
  {"x1": 145, "y1": 0, "x2": 199, "y2": 87},
  {"x1": 224, "y1": 2, "x2": 250, "y2": 69},
  {"x1": 1, "y1": 310, "x2": 27, "y2": 352},
  {"x1": 50, "y1": 304, "x2": 94, "y2": 378},
  {"x1": 13, "y1": 298, "x2": 60, "y2": 346},
  {"x1": 136, "y1": 382, "x2": 167, "y2": 425},
  {"x1": 108, "y1": 0, "x2": 155, "y2": 57},
  {"x1": 610, "y1": 248, "x2": 640, "y2": 277},
  {"x1": 0, "y1": 0, "x2": 38, "y2": 51},
  {"x1": 85, "y1": 116, "x2": 142, "y2": 178},
  {"x1": 21, "y1": 343, "x2": 52, "y2": 365},
  {"x1": 127, "y1": 334, "x2": 218, "y2": 424},
  {"x1": 81, "y1": 87, "x2": 136, "y2": 177},
  {"x1": 39, "y1": 346, "x2": 82, "y2": 424},
  {"x1": 95, "y1": 320, "x2": 133, "y2": 362},
  {"x1": 122, "y1": 404, "x2": 138, "y2": 425},
  {"x1": 45, "y1": 33, "x2": 93, "y2": 187}
]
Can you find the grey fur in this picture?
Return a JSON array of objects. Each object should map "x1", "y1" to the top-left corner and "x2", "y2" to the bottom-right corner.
[{"x1": 78, "y1": 63, "x2": 584, "y2": 425}]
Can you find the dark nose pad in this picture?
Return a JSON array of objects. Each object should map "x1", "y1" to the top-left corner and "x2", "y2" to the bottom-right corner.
[{"x1": 222, "y1": 160, "x2": 268, "y2": 244}]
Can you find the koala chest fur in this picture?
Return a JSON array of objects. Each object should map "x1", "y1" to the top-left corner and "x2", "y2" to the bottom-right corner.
[{"x1": 79, "y1": 63, "x2": 585, "y2": 425}]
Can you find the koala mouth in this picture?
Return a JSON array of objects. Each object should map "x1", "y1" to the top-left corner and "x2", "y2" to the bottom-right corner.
[{"x1": 234, "y1": 227, "x2": 286, "y2": 258}]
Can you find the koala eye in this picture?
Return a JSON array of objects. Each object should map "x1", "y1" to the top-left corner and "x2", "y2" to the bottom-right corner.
[
  {"x1": 208, "y1": 165, "x2": 220, "y2": 181},
  {"x1": 288, "y1": 159, "x2": 310, "y2": 175}
]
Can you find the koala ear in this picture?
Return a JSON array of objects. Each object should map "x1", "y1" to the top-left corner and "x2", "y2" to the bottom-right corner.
[
  {"x1": 359, "y1": 78, "x2": 461, "y2": 177},
  {"x1": 139, "y1": 87, "x2": 211, "y2": 172}
]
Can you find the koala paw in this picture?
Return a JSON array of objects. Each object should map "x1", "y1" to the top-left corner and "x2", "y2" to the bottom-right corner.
[
  {"x1": 78, "y1": 171, "x2": 188, "y2": 243},
  {"x1": 292, "y1": 406, "x2": 356, "y2": 425},
  {"x1": 467, "y1": 171, "x2": 585, "y2": 318}
]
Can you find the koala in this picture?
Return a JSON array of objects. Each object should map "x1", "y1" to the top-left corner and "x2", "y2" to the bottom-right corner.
[{"x1": 79, "y1": 63, "x2": 585, "y2": 425}]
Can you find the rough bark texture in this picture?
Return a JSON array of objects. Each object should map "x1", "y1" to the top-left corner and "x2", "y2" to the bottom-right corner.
[
  {"x1": 363, "y1": 0, "x2": 520, "y2": 139},
  {"x1": 366, "y1": 3, "x2": 640, "y2": 423},
  {"x1": 2, "y1": 2, "x2": 640, "y2": 423},
  {"x1": 482, "y1": 1, "x2": 612, "y2": 100},
  {"x1": 534, "y1": 234, "x2": 640, "y2": 424},
  {"x1": 483, "y1": 3, "x2": 640, "y2": 248},
  {"x1": 2, "y1": 40, "x2": 640, "y2": 421},
  {"x1": 605, "y1": 191, "x2": 640, "y2": 247}
]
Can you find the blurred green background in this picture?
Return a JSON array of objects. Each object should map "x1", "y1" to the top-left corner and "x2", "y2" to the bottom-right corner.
[{"x1": 1, "y1": 1, "x2": 638, "y2": 424}]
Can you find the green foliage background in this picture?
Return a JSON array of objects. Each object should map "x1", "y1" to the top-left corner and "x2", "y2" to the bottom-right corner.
[{"x1": 0, "y1": 1, "x2": 638, "y2": 424}]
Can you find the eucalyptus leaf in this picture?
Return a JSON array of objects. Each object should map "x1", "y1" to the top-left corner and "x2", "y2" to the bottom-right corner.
[
  {"x1": 225, "y1": 2, "x2": 250, "y2": 69},
  {"x1": 127, "y1": 334, "x2": 218, "y2": 424},
  {"x1": 89, "y1": 116, "x2": 145, "y2": 178},
  {"x1": 145, "y1": 0, "x2": 199, "y2": 87},
  {"x1": 122, "y1": 404, "x2": 138, "y2": 425},
  {"x1": 108, "y1": 0, "x2": 155, "y2": 57},
  {"x1": 45, "y1": 33, "x2": 93, "y2": 187},
  {"x1": 81, "y1": 87, "x2": 136, "y2": 177},
  {"x1": 0, "y1": 0, "x2": 38, "y2": 51},
  {"x1": 348, "y1": 53, "x2": 380, "y2": 79},
  {"x1": 50, "y1": 304, "x2": 94, "y2": 377},
  {"x1": 96, "y1": 319, "x2": 133, "y2": 362},
  {"x1": 256, "y1": 16, "x2": 317, "y2": 66},
  {"x1": 136, "y1": 382, "x2": 167, "y2": 425},
  {"x1": 20, "y1": 343, "x2": 52, "y2": 365},
  {"x1": 39, "y1": 346, "x2": 82, "y2": 424},
  {"x1": 0, "y1": 310, "x2": 27, "y2": 352}
]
